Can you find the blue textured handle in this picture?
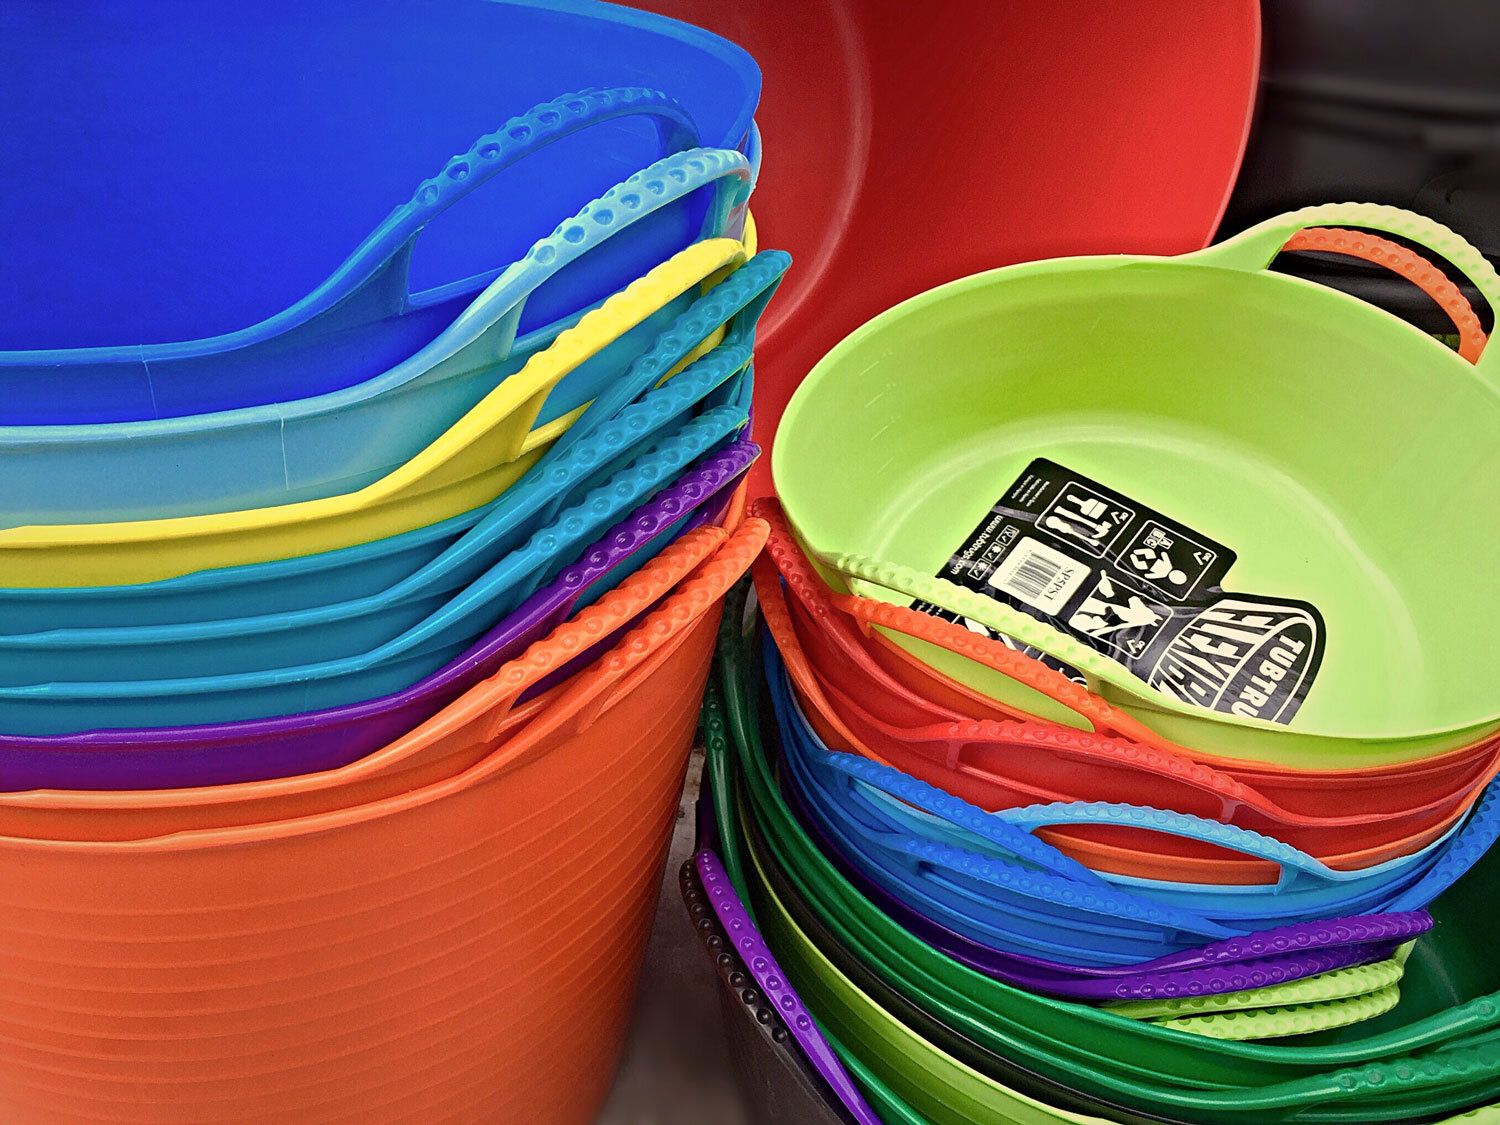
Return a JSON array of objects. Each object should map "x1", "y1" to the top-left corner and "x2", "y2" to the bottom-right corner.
[
  {"x1": 394, "y1": 88, "x2": 700, "y2": 307},
  {"x1": 431, "y1": 146, "x2": 753, "y2": 364},
  {"x1": 406, "y1": 406, "x2": 748, "y2": 653},
  {"x1": 696, "y1": 850, "x2": 887, "y2": 1125}
]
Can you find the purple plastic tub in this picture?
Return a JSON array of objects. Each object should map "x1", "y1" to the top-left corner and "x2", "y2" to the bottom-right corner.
[
  {"x1": 776, "y1": 734, "x2": 1433, "y2": 1003},
  {"x1": 0, "y1": 439, "x2": 755, "y2": 792}
]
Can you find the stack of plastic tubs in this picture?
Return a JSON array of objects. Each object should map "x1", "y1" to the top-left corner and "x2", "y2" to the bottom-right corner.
[{"x1": 0, "y1": 3, "x2": 788, "y2": 1121}]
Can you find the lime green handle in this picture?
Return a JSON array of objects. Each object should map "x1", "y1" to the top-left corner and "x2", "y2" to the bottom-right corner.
[
  {"x1": 1193, "y1": 202, "x2": 1500, "y2": 380},
  {"x1": 824, "y1": 549, "x2": 1160, "y2": 710}
]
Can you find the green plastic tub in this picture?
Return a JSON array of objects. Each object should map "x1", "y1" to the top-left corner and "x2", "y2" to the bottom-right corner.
[
  {"x1": 772, "y1": 203, "x2": 1500, "y2": 768},
  {"x1": 714, "y1": 607, "x2": 1500, "y2": 1123}
]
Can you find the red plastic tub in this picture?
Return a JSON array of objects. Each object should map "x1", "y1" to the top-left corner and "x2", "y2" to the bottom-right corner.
[{"x1": 627, "y1": 0, "x2": 1262, "y2": 493}]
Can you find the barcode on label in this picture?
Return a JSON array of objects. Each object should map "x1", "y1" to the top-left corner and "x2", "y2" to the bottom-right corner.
[{"x1": 986, "y1": 536, "x2": 1089, "y2": 614}]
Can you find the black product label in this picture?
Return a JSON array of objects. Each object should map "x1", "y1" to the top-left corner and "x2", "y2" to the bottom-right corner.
[{"x1": 911, "y1": 459, "x2": 1325, "y2": 725}]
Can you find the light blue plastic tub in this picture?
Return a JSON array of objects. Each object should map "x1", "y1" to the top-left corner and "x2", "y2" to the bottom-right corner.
[
  {"x1": 0, "y1": 410, "x2": 751, "y2": 737},
  {"x1": 0, "y1": 147, "x2": 752, "y2": 527},
  {"x1": 0, "y1": 254, "x2": 781, "y2": 635},
  {"x1": 0, "y1": 252, "x2": 786, "y2": 682}
]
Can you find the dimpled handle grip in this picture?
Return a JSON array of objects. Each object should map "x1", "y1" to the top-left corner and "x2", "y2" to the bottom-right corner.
[
  {"x1": 1285, "y1": 228, "x2": 1487, "y2": 362},
  {"x1": 1108, "y1": 947, "x2": 1410, "y2": 1020},
  {"x1": 554, "y1": 249, "x2": 789, "y2": 458},
  {"x1": 815, "y1": 744, "x2": 1113, "y2": 887},
  {"x1": 1157, "y1": 981, "x2": 1402, "y2": 1041},
  {"x1": 478, "y1": 517, "x2": 765, "y2": 744},
  {"x1": 1386, "y1": 782, "x2": 1500, "y2": 911},
  {"x1": 998, "y1": 800, "x2": 1423, "y2": 893},
  {"x1": 697, "y1": 850, "x2": 885, "y2": 1125},
  {"x1": 750, "y1": 497, "x2": 1164, "y2": 744},
  {"x1": 823, "y1": 547, "x2": 1185, "y2": 720},
  {"x1": 775, "y1": 685, "x2": 1237, "y2": 942},
  {"x1": 398, "y1": 88, "x2": 700, "y2": 301},
  {"x1": 535, "y1": 440, "x2": 759, "y2": 608},
  {"x1": 1202, "y1": 202, "x2": 1500, "y2": 374}
]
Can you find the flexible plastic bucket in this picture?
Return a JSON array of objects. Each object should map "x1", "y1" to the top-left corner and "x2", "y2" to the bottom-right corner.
[
  {"x1": 699, "y1": 663, "x2": 1496, "y2": 1125},
  {"x1": 774, "y1": 204, "x2": 1500, "y2": 766},
  {"x1": 0, "y1": 493, "x2": 760, "y2": 836},
  {"x1": 751, "y1": 501, "x2": 1498, "y2": 880},
  {"x1": 0, "y1": 0, "x2": 757, "y2": 417},
  {"x1": 718, "y1": 613, "x2": 1500, "y2": 1123},
  {"x1": 0, "y1": 148, "x2": 752, "y2": 527},
  {"x1": 0, "y1": 482, "x2": 748, "y2": 792},
  {"x1": 0, "y1": 236, "x2": 748, "y2": 589},
  {"x1": 627, "y1": 0, "x2": 1260, "y2": 495},
  {"x1": 0, "y1": 253, "x2": 786, "y2": 686},
  {"x1": 0, "y1": 520, "x2": 762, "y2": 1123},
  {"x1": 0, "y1": 429, "x2": 754, "y2": 739},
  {"x1": 767, "y1": 645, "x2": 1479, "y2": 963},
  {"x1": 0, "y1": 244, "x2": 769, "y2": 634}
]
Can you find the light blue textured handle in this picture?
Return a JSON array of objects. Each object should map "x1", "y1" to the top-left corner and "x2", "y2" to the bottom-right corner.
[
  {"x1": 319, "y1": 88, "x2": 701, "y2": 323},
  {"x1": 998, "y1": 801, "x2": 1434, "y2": 894},
  {"x1": 440, "y1": 146, "x2": 753, "y2": 358},
  {"x1": 547, "y1": 249, "x2": 788, "y2": 466},
  {"x1": 395, "y1": 88, "x2": 700, "y2": 306},
  {"x1": 407, "y1": 406, "x2": 748, "y2": 651}
]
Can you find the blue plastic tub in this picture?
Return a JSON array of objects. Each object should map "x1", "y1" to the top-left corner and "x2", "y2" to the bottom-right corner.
[
  {"x1": 0, "y1": 147, "x2": 753, "y2": 526},
  {"x1": 0, "y1": 419, "x2": 752, "y2": 737},
  {"x1": 0, "y1": 0, "x2": 758, "y2": 420}
]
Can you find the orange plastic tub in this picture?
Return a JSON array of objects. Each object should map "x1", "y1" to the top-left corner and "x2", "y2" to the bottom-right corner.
[{"x1": 0, "y1": 518, "x2": 764, "y2": 1124}]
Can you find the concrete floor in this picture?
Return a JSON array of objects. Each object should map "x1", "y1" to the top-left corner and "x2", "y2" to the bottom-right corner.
[{"x1": 596, "y1": 750, "x2": 753, "y2": 1125}]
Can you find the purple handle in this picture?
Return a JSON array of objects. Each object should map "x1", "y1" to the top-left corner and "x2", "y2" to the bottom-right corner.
[
  {"x1": 696, "y1": 850, "x2": 884, "y2": 1125},
  {"x1": 516, "y1": 439, "x2": 756, "y2": 702},
  {"x1": 781, "y1": 760, "x2": 1433, "y2": 1001}
]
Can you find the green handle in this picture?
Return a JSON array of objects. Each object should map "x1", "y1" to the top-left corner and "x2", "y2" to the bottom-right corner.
[
  {"x1": 822, "y1": 549, "x2": 1162, "y2": 711},
  {"x1": 1192, "y1": 202, "x2": 1500, "y2": 381}
]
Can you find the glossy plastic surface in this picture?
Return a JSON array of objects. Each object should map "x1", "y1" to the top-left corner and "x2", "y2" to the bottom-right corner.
[
  {"x1": 0, "y1": 518, "x2": 764, "y2": 1122},
  {"x1": 681, "y1": 855, "x2": 856, "y2": 1125},
  {"x1": 0, "y1": 252, "x2": 786, "y2": 683},
  {"x1": 0, "y1": 0, "x2": 758, "y2": 406},
  {"x1": 704, "y1": 649, "x2": 1428, "y2": 1008},
  {"x1": 0, "y1": 236, "x2": 749, "y2": 588},
  {"x1": 783, "y1": 701, "x2": 1462, "y2": 939},
  {"x1": 0, "y1": 258, "x2": 772, "y2": 633},
  {"x1": 0, "y1": 470, "x2": 756, "y2": 827},
  {"x1": 718, "y1": 614, "x2": 1500, "y2": 1122},
  {"x1": 0, "y1": 149, "x2": 753, "y2": 526},
  {"x1": 774, "y1": 204, "x2": 1500, "y2": 763},
  {"x1": 627, "y1": 0, "x2": 1261, "y2": 496},
  {"x1": 0, "y1": 426, "x2": 751, "y2": 737},
  {"x1": 751, "y1": 500, "x2": 1500, "y2": 881},
  {"x1": 0, "y1": 252, "x2": 786, "y2": 684},
  {"x1": 696, "y1": 849, "x2": 883, "y2": 1125}
]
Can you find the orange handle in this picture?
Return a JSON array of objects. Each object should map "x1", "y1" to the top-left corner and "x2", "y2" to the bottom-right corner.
[
  {"x1": 476, "y1": 525, "x2": 727, "y2": 740},
  {"x1": 488, "y1": 517, "x2": 769, "y2": 747},
  {"x1": 1286, "y1": 227, "x2": 1488, "y2": 362}
]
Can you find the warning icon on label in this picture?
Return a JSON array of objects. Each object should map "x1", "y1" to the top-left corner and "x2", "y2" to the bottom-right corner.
[
  {"x1": 1067, "y1": 574, "x2": 1168, "y2": 658},
  {"x1": 1121, "y1": 520, "x2": 1219, "y2": 597}
]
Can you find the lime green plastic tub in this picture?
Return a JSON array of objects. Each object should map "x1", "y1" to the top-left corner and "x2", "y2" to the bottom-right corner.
[{"x1": 772, "y1": 203, "x2": 1500, "y2": 768}]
